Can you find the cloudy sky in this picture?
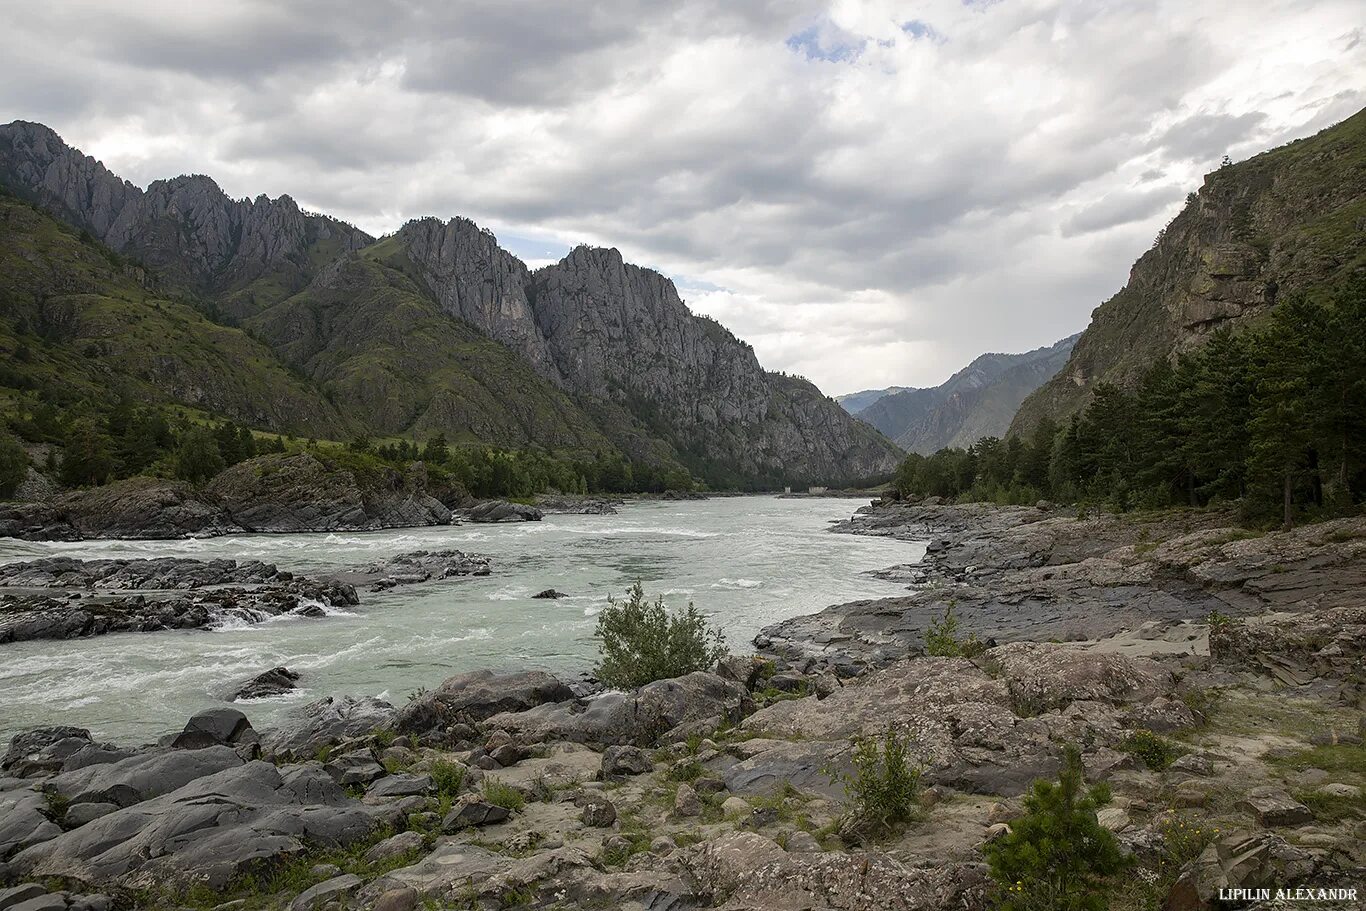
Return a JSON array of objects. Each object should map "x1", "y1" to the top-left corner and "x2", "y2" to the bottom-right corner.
[{"x1": 3, "y1": 1, "x2": 1363, "y2": 395}]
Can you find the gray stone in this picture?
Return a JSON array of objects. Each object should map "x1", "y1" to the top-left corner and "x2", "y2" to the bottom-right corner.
[
  {"x1": 11, "y1": 761, "x2": 379, "y2": 888},
  {"x1": 324, "y1": 749, "x2": 385, "y2": 787},
  {"x1": 289, "y1": 874, "x2": 361, "y2": 911},
  {"x1": 367, "y1": 774, "x2": 432, "y2": 798},
  {"x1": 673, "y1": 783, "x2": 701, "y2": 818},
  {"x1": 265, "y1": 695, "x2": 396, "y2": 758},
  {"x1": 442, "y1": 796, "x2": 511, "y2": 830},
  {"x1": 0, "y1": 885, "x2": 48, "y2": 909},
  {"x1": 394, "y1": 669, "x2": 573, "y2": 735},
  {"x1": 48, "y1": 746, "x2": 243, "y2": 808},
  {"x1": 173, "y1": 708, "x2": 256, "y2": 749},
  {"x1": 363, "y1": 831, "x2": 425, "y2": 864},
  {"x1": 1237, "y1": 789, "x2": 1312, "y2": 827},
  {"x1": 580, "y1": 796, "x2": 617, "y2": 828},
  {"x1": 0, "y1": 789, "x2": 61, "y2": 860},
  {"x1": 62, "y1": 803, "x2": 119, "y2": 828},
  {"x1": 372, "y1": 887, "x2": 419, "y2": 911},
  {"x1": 600, "y1": 745, "x2": 653, "y2": 778}
]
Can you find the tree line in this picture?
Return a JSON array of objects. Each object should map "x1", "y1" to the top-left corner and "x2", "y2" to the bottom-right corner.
[
  {"x1": 0, "y1": 400, "x2": 697, "y2": 502},
  {"x1": 893, "y1": 282, "x2": 1366, "y2": 527}
]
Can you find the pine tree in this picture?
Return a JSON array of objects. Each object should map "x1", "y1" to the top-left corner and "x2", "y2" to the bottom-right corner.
[
  {"x1": 173, "y1": 428, "x2": 225, "y2": 484},
  {"x1": 985, "y1": 745, "x2": 1127, "y2": 910},
  {"x1": 59, "y1": 419, "x2": 115, "y2": 487},
  {"x1": 0, "y1": 429, "x2": 28, "y2": 498},
  {"x1": 1248, "y1": 298, "x2": 1318, "y2": 528}
]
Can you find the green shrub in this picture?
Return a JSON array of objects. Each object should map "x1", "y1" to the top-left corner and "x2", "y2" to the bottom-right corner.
[
  {"x1": 594, "y1": 581, "x2": 728, "y2": 688},
  {"x1": 482, "y1": 778, "x2": 526, "y2": 812},
  {"x1": 430, "y1": 760, "x2": 466, "y2": 797},
  {"x1": 834, "y1": 726, "x2": 921, "y2": 838},
  {"x1": 925, "y1": 604, "x2": 987, "y2": 658},
  {"x1": 985, "y1": 745, "x2": 1127, "y2": 911},
  {"x1": 1117, "y1": 729, "x2": 1184, "y2": 771}
]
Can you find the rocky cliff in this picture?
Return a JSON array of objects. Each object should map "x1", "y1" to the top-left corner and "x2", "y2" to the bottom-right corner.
[
  {"x1": 859, "y1": 335, "x2": 1078, "y2": 453},
  {"x1": 388, "y1": 231, "x2": 901, "y2": 484},
  {"x1": 0, "y1": 121, "x2": 372, "y2": 318},
  {"x1": 1011, "y1": 107, "x2": 1366, "y2": 435},
  {"x1": 0, "y1": 119, "x2": 901, "y2": 487}
]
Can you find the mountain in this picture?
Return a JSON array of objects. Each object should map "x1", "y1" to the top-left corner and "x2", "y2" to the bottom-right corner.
[
  {"x1": 0, "y1": 120, "x2": 900, "y2": 487},
  {"x1": 0, "y1": 192, "x2": 348, "y2": 438},
  {"x1": 1012, "y1": 107, "x2": 1366, "y2": 436},
  {"x1": 857, "y1": 335, "x2": 1079, "y2": 454},
  {"x1": 836, "y1": 387, "x2": 912, "y2": 414}
]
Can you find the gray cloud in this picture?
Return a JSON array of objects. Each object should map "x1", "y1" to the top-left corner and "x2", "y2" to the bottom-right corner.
[{"x1": 0, "y1": 0, "x2": 1362, "y2": 393}]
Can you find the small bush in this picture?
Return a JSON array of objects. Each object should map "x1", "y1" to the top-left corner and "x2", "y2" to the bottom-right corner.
[
  {"x1": 594, "y1": 581, "x2": 728, "y2": 688},
  {"x1": 430, "y1": 760, "x2": 466, "y2": 797},
  {"x1": 834, "y1": 726, "x2": 921, "y2": 838},
  {"x1": 985, "y1": 745, "x2": 1128, "y2": 911},
  {"x1": 482, "y1": 778, "x2": 526, "y2": 812},
  {"x1": 924, "y1": 604, "x2": 987, "y2": 658},
  {"x1": 1117, "y1": 729, "x2": 1184, "y2": 771}
]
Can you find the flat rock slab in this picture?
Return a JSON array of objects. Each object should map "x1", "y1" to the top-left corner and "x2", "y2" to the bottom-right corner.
[
  {"x1": 12, "y1": 761, "x2": 379, "y2": 889},
  {"x1": 1237, "y1": 790, "x2": 1313, "y2": 827}
]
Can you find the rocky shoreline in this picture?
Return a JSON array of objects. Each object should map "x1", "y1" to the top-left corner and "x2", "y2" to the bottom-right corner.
[
  {"x1": 0, "y1": 503, "x2": 1362, "y2": 910},
  {"x1": 757, "y1": 501, "x2": 1366, "y2": 672},
  {"x1": 0, "y1": 551, "x2": 492, "y2": 643}
]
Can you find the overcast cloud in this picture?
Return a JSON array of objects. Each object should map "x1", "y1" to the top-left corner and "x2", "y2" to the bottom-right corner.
[{"x1": 2, "y1": 0, "x2": 1363, "y2": 394}]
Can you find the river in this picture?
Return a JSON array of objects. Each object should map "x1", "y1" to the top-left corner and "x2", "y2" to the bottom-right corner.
[{"x1": 0, "y1": 497, "x2": 923, "y2": 744}]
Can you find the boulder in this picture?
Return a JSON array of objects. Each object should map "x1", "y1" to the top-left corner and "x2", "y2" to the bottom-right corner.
[
  {"x1": 171, "y1": 708, "x2": 258, "y2": 749},
  {"x1": 265, "y1": 695, "x2": 396, "y2": 758},
  {"x1": 323, "y1": 749, "x2": 385, "y2": 787},
  {"x1": 532, "y1": 589, "x2": 566, "y2": 599},
  {"x1": 367, "y1": 774, "x2": 432, "y2": 798},
  {"x1": 464, "y1": 501, "x2": 543, "y2": 523},
  {"x1": 290, "y1": 873, "x2": 362, "y2": 911},
  {"x1": 394, "y1": 670, "x2": 573, "y2": 735},
  {"x1": 441, "y1": 795, "x2": 511, "y2": 830},
  {"x1": 234, "y1": 667, "x2": 300, "y2": 700},
  {"x1": 580, "y1": 796, "x2": 617, "y2": 828},
  {"x1": 0, "y1": 789, "x2": 61, "y2": 860},
  {"x1": 487, "y1": 672, "x2": 752, "y2": 747},
  {"x1": 10, "y1": 762, "x2": 379, "y2": 888},
  {"x1": 46, "y1": 746, "x2": 243, "y2": 808},
  {"x1": 61, "y1": 803, "x2": 119, "y2": 828},
  {"x1": 1165, "y1": 832, "x2": 1317, "y2": 911},
  {"x1": 600, "y1": 745, "x2": 654, "y2": 778},
  {"x1": 363, "y1": 831, "x2": 425, "y2": 865},
  {"x1": 2, "y1": 728, "x2": 95, "y2": 777},
  {"x1": 672, "y1": 783, "x2": 701, "y2": 818},
  {"x1": 1237, "y1": 788, "x2": 1312, "y2": 827}
]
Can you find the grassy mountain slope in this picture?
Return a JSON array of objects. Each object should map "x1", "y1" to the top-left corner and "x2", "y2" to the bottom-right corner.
[
  {"x1": 1012, "y1": 107, "x2": 1366, "y2": 436},
  {"x1": 0, "y1": 192, "x2": 348, "y2": 437},
  {"x1": 248, "y1": 256, "x2": 616, "y2": 451}
]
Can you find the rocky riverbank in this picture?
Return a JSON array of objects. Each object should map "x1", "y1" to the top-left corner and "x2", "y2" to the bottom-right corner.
[
  {"x1": 0, "y1": 453, "x2": 453, "y2": 542},
  {"x1": 1, "y1": 599, "x2": 1361, "y2": 910},
  {"x1": 757, "y1": 502, "x2": 1366, "y2": 672},
  {"x1": 1, "y1": 504, "x2": 1361, "y2": 910},
  {"x1": 0, "y1": 550, "x2": 491, "y2": 643}
]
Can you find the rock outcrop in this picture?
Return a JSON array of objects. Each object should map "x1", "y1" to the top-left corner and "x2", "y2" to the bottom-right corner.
[
  {"x1": 0, "y1": 453, "x2": 455, "y2": 541},
  {"x1": 0, "y1": 556, "x2": 358, "y2": 644},
  {"x1": 1012, "y1": 108, "x2": 1366, "y2": 434}
]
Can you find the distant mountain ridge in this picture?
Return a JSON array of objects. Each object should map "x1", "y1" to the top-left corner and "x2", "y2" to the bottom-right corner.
[
  {"x1": 836, "y1": 386, "x2": 912, "y2": 415},
  {"x1": 0, "y1": 120, "x2": 901, "y2": 487},
  {"x1": 856, "y1": 335, "x2": 1079, "y2": 454}
]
